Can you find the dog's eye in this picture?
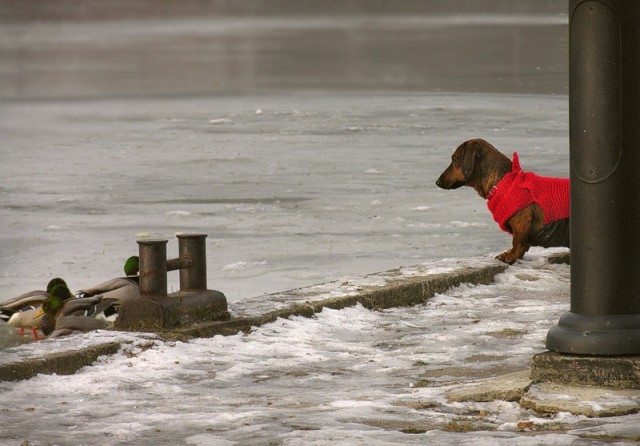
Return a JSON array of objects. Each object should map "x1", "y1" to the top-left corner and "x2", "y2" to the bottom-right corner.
[{"x1": 451, "y1": 156, "x2": 459, "y2": 164}]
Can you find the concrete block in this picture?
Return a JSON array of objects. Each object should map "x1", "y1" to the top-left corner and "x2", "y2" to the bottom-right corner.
[
  {"x1": 115, "y1": 290, "x2": 229, "y2": 331},
  {"x1": 531, "y1": 351, "x2": 640, "y2": 389}
]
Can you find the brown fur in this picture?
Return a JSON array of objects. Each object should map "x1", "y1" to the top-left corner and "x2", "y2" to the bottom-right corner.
[{"x1": 435, "y1": 138, "x2": 548, "y2": 264}]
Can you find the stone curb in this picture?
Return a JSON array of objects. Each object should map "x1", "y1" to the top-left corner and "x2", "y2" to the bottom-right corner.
[
  {"x1": 0, "y1": 342, "x2": 121, "y2": 382},
  {"x1": 165, "y1": 263, "x2": 507, "y2": 339},
  {"x1": 0, "y1": 261, "x2": 506, "y2": 382}
]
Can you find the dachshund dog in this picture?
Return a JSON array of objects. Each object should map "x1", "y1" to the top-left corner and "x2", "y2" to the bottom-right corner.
[{"x1": 435, "y1": 139, "x2": 570, "y2": 264}]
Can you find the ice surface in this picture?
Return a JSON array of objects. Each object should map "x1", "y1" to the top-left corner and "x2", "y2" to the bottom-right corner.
[
  {"x1": 0, "y1": 92, "x2": 569, "y2": 301},
  {"x1": 0, "y1": 91, "x2": 570, "y2": 349}
]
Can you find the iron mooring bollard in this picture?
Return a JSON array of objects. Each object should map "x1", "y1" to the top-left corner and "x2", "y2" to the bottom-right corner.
[
  {"x1": 115, "y1": 233, "x2": 229, "y2": 332},
  {"x1": 545, "y1": 0, "x2": 640, "y2": 355},
  {"x1": 138, "y1": 239, "x2": 169, "y2": 297},
  {"x1": 172, "y1": 233, "x2": 208, "y2": 291}
]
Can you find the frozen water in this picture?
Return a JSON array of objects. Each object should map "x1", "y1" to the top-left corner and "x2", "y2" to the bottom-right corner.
[
  {"x1": 0, "y1": 3, "x2": 570, "y2": 347},
  {"x1": 0, "y1": 92, "x2": 569, "y2": 300},
  {"x1": 0, "y1": 91, "x2": 569, "y2": 348},
  {"x1": 0, "y1": 10, "x2": 568, "y2": 99}
]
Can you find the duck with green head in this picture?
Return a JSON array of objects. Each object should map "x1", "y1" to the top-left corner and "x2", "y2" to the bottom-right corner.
[
  {"x1": 76, "y1": 256, "x2": 139, "y2": 302},
  {"x1": 38, "y1": 283, "x2": 108, "y2": 337},
  {"x1": 0, "y1": 278, "x2": 69, "y2": 341},
  {"x1": 38, "y1": 256, "x2": 140, "y2": 338},
  {"x1": 38, "y1": 283, "x2": 78, "y2": 336}
]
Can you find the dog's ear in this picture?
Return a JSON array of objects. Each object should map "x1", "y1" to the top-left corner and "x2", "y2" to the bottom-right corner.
[{"x1": 461, "y1": 140, "x2": 483, "y2": 178}]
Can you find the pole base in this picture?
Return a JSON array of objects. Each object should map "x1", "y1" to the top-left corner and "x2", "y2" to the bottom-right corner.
[
  {"x1": 115, "y1": 290, "x2": 230, "y2": 332},
  {"x1": 532, "y1": 351, "x2": 640, "y2": 389},
  {"x1": 546, "y1": 311, "x2": 640, "y2": 355}
]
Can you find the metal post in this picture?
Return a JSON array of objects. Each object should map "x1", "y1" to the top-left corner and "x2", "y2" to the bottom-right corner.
[
  {"x1": 177, "y1": 233, "x2": 208, "y2": 291},
  {"x1": 117, "y1": 235, "x2": 228, "y2": 331},
  {"x1": 137, "y1": 239, "x2": 168, "y2": 297},
  {"x1": 546, "y1": 0, "x2": 640, "y2": 354}
]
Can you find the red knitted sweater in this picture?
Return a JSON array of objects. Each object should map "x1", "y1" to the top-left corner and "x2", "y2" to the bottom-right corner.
[{"x1": 486, "y1": 153, "x2": 570, "y2": 233}]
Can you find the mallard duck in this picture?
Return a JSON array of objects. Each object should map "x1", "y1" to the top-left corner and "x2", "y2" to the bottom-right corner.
[
  {"x1": 38, "y1": 257, "x2": 140, "y2": 338},
  {"x1": 76, "y1": 256, "x2": 139, "y2": 303},
  {"x1": 74, "y1": 255, "x2": 139, "y2": 325},
  {"x1": 39, "y1": 283, "x2": 74, "y2": 336},
  {"x1": 38, "y1": 285, "x2": 109, "y2": 337},
  {"x1": 0, "y1": 278, "x2": 69, "y2": 341}
]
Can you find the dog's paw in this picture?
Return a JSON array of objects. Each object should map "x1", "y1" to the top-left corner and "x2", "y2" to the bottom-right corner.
[{"x1": 496, "y1": 250, "x2": 518, "y2": 265}]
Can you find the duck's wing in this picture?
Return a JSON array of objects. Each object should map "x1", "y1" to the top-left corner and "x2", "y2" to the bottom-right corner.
[
  {"x1": 0, "y1": 290, "x2": 47, "y2": 311},
  {"x1": 0, "y1": 291, "x2": 47, "y2": 323},
  {"x1": 58, "y1": 297, "x2": 102, "y2": 318},
  {"x1": 87, "y1": 297, "x2": 119, "y2": 319},
  {"x1": 97, "y1": 283, "x2": 139, "y2": 303},
  {"x1": 55, "y1": 315, "x2": 108, "y2": 333},
  {"x1": 77, "y1": 277, "x2": 137, "y2": 298}
]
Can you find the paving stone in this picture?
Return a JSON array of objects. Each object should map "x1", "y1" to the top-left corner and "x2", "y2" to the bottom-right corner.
[
  {"x1": 521, "y1": 382, "x2": 640, "y2": 417},
  {"x1": 446, "y1": 370, "x2": 532, "y2": 402}
]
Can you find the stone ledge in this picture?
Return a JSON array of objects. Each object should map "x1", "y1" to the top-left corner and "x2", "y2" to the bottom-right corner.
[
  {"x1": 0, "y1": 260, "x2": 506, "y2": 381},
  {"x1": 0, "y1": 342, "x2": 121, "y2": 382},
  {"x1": 166, "y1": 262, "x2": 507, "y2": 339}
]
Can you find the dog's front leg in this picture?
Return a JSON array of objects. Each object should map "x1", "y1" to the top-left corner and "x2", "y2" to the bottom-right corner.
[
  {"x1": 497, "y1": 209, "x2": 533, "y2": 264},
  {"x1": 497, "y1": 234, "x2": 530, "y2": 264}
]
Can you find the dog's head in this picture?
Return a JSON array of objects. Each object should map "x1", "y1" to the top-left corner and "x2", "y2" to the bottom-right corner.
[{"x1": 435, "y1": 139, "x2": 511, "y2": 196}]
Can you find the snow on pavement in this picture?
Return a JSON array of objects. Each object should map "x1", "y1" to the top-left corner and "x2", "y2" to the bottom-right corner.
[{"x1": 3, "y1": 249, "x2": 637, "y2": 445}]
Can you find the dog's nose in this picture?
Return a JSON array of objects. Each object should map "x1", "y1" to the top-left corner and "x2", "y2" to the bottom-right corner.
[{"x1": 435, "y1": 177, "x2": 443, "y2": 188}]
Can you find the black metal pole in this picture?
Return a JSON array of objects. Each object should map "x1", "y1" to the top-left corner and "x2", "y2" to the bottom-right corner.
[{"x1": 546, "y1": 0, "x2": 640, "y2": 355}]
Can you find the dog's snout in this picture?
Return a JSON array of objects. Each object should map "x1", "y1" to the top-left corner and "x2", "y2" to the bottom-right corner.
[{"x1": 436, "y1": 168, "x2": 452, "y2": 189}]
